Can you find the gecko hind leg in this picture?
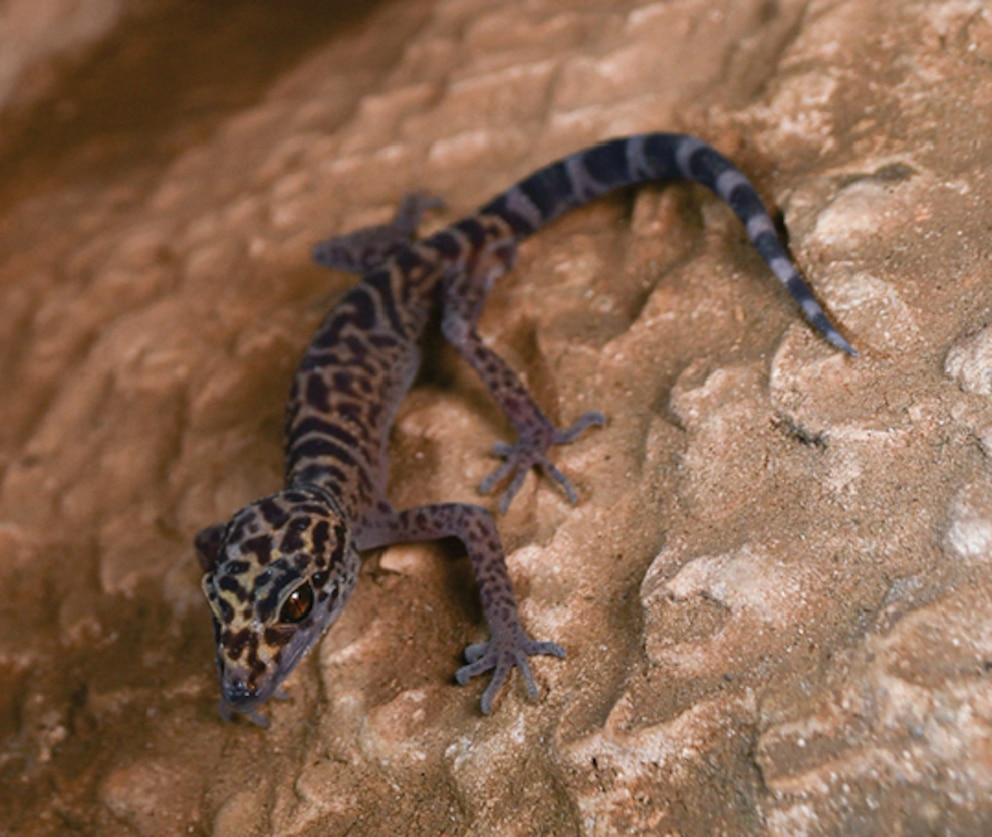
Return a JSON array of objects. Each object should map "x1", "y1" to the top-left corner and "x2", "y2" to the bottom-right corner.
[
  {"x1": 312, "y1": 190, "x2": 444, "y2": 274},
  {"x1": 440, "y1": 237, "x2": 605, "y2": 512}
]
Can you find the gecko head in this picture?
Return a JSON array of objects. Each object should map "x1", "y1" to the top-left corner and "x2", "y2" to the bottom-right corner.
[{"x1": 195, "y1": 486, "x2": 359, "y2": 714}]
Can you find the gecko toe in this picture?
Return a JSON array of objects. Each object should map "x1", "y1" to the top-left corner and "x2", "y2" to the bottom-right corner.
[
  {"x1": 543, "y1": 462, "x2": 579, "y2": 504},
  {"x1": 464, "y1": 642, "x2": 488, "y2": 663},
  {"x1": 514, "y1": 654, "x2": 539, "y2": 698},
  {"x1": 455, "y1": 632, "x2": 565, "y2": 712},
  {"x1": 527, "y1": 640, "x2": 566, "y2": 659},
  {"x1": 553, "y1": 410, "x2": 606, "y2": 444}
]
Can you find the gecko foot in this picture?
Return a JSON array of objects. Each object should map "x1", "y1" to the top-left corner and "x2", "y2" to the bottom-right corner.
[
  {"x1": 455, "y1": 629, "x2": 566, "y2": 714},
  {"x1": 480, "y1": 409, "x2": 605, "y2": 513}
]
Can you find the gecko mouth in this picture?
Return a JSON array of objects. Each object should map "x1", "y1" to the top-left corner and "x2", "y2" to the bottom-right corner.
[
  {"x1": 220, "y1": 669, "x2": 273, "y2": 713},
  {"x1": 217, "y1": 627, "x2": 317, "y2": 714}
]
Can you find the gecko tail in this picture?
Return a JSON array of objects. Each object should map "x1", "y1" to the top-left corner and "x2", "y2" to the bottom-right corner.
[{"x1": 481, "y1": 133, "x2": 855, "y2": 355}]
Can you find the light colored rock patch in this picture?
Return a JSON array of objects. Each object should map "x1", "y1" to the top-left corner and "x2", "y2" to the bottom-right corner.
[
  {"x1": 641, "y1": 543, "x2": 816, "y2": 676},
  {"x1": 757, "y1": 587, "x2": 992, "y2": 831},
  {"x1": 0, "y1": 0, "x2": 124, "y2": 112},
  {"x1": 943, "y1": 477, "x2": 992, "y2": 562},
  {"x1": 810, "y1": 173, "x2": 914, "y2": 256},
  {"x1": 561, "y1": 690, "x2": 759, "y2": 835},
  {"x1": 946, "y1": 324, "x2": 992, "y2": 396}
]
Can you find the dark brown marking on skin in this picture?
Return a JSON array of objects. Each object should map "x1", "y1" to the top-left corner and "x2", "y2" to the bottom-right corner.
[
  {"x1": 218, "y1": 575, "x2": 248, "y2": 602},
  {"x1": 389, "y1": 247, "x2": 422, "y2": 278},
  {"x1": 453, "y1": 216, "x2": 487, "y2": 248},
  {"x1": 226, "y1": 517, "x2": 249, "y2": 545},
  {"x1": 290, "y1": 438, "x2": 358, "y2": 468},
  {"x1": 330, "y1": 370, "x2": 359, "y2": 396},
  {"x1": 312, "y1": 520, "x2": 330, "y2": 555},
  {"x1": 305, "y1": 374, "x2": 331, "y2": 412},
  {"x1": 366, "y1": 401, "x2": 383, "y2": 432},
  {"x1": 330, "y1": 525, "x2": 347, "y2": 561},
  {"x1": 264, "y1": 626, "x2": 294, "y2": 647},
  {"x1": 427, "y1": 229, "x2": 462, "y2": 258},
  {"x1": 217, "y1": 598, "x2": 234, "y2": 623},
  {"x1": 312, "y1": 313, "x2": 349, "y2": 351},
  {"x1": 368, "y1": 334, "x2": 400, "y2": 350},
  {"x1": 347, "y1": 286, "x2": 377, "y2": 331},
  {"x1": 222, "y1": 627, "x2": 253, "y2": 659},
  {"x1": 365, "y1": 270, "x2": 406, "y2": 336},
  {"x1": 291, "y1": 417, "x2": 360, "y2": 451},
  {"x1": 223, "y1": 559, "x2": 250, "y2": 576},
  {"x1": 240, "y1": 535, "x2": 273, "y2": 565},
  {"x1": 258, "y1": 499, "x2": 290, "y2": 529},
  {"x1": 291, "y1": 503, "x2": 329, "y2": 516},
  {"x1": 280, "y1": 526, "x2": 305, "y2": 555}
]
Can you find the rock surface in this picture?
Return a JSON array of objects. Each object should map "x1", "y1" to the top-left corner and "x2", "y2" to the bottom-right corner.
[{"x1": 3, "y1": 0, "x2": 992, "y2": 834}]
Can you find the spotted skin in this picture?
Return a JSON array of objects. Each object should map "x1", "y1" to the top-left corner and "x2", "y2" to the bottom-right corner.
[{"x1": 196, "y1": 133, "x2": 854, "y2": 720}]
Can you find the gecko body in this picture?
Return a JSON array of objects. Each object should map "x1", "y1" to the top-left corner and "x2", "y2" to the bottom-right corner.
[{"x1": 196, "y1": 133, "x2": 853, "y2": 720}]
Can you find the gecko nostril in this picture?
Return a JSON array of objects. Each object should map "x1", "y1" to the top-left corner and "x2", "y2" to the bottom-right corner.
[{"x1": 224, "y1": 678, "x2": 256, "y2": 706}]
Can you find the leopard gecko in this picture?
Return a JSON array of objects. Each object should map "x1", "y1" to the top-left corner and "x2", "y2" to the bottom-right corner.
[{"x1": 195, "y1": 133, "x2": 854, "y2": 722}]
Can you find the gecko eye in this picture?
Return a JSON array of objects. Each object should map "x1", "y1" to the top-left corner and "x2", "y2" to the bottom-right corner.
[{"x1": 279, "y1": 582, "x2": 314, "y2": 624}]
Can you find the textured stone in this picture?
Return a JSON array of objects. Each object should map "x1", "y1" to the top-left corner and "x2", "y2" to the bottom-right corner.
[
  {"x1": 0, "y1": 0, "x2": 124, "y2": 111},
  {"x1": 943, "y1": 477, "x2": 992, "y2": 562},
  {"x1": 946, "y1": 324, "x2": 992, "y2": 396}
]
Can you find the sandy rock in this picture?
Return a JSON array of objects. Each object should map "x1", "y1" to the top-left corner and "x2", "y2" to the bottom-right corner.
[
  {"x1": 946, "y1": 324, "x2": 992, "y2": 396},
  {"x1": 4, "y1": 0, "x2": 992, "y2": 834},
  {"x1": 0, "y1": 0, "x2": 125, "y2": 112}
]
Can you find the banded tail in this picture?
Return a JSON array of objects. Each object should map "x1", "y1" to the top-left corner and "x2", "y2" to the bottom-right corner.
[{"x1": 481, "y1": 133, "x2": 855, "y2": 356}]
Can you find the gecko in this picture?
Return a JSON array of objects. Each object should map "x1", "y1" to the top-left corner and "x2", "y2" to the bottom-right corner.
[{"x1": 195, "y1": 133, "x2": 855, "y2": 723}]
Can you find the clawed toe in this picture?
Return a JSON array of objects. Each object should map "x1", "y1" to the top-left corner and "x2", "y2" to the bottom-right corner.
[
  {"x1": 553, "y1": 410, "x2": 606, "y2": 444},
  {"x1": 464, "y1": 642, "x2": 488, "y2": 663},
  {"x1": 455, "y1": 633, "x2": 566, "y2": 713},
  {"x1": 479, "y1": 410, "x2": 604, "y2": 513}
]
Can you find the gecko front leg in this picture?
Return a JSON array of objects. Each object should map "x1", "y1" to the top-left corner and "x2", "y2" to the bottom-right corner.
[
  {"x1": 358, "y1": 502, "x2": 565, "y2": 713},
  {"x1": 440, "y1": 239, "x2": 604, "y2": 513}
]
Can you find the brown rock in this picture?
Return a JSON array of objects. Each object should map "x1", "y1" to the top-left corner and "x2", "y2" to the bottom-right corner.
[{"x1": 3, "y1": 0, "x2": 992, "y2": 834}]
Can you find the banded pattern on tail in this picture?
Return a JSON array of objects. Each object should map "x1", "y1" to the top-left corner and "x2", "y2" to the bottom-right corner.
[{"x1": 482, "y1": 133, "x2": 855, "y2": 355}]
